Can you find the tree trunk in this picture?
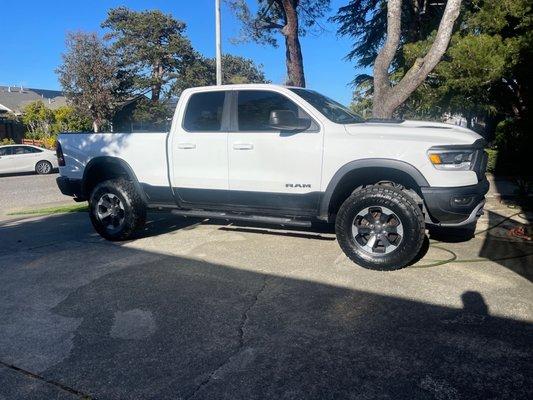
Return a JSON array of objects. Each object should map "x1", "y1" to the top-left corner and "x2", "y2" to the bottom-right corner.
[
  {"x1": 151, "y1": 63, "x2": 164, "y2": 103},
  {"x1": 92, "y1": 120, "x2": 100, "y2": 133},
  {"x1": 372, "y1": 0, "x2": 402, "y2": 119},
  {"x1": 372, "y1": 0, "x2": 462, "y2": 119},
  {"x1": 280, "y1": 0, "x2": 305, "y2": 87}
]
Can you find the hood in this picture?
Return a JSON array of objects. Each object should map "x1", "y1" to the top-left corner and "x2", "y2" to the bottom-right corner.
[{"x1": 344, "y1": 119, "x2": 483, "y2": 146}]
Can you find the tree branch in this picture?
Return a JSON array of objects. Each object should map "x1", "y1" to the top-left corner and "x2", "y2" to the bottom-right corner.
[
  {"x1": 372, "y1": 0, "x2": 402, "y2": 116},
  {"x1": 372, "y1": 0, "x2": 462, "y2": 118},
  {"x1": 391, "y1": 0, "x2": 461, "y2": 106}
]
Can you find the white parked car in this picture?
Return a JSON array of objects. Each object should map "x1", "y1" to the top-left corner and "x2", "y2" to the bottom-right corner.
[
  {"x1": 0, "y1": 144, "x2": 58, "y2": 175},
  {"x1": 56, "y1": 84, "x2": 488, "y2": 270}
]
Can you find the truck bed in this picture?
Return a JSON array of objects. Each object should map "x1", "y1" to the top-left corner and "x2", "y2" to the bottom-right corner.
[{"x1": 58, "y1": 132, "x2": 170, "y2": 187}]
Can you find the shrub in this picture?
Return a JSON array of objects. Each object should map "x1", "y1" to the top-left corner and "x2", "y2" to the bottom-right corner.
[
  {"x1": 485, "y1": 148, "x2": 497, "y2": 174},
  {"x1": 41, "y1": 136, "x2": 57, "y2": 149},
  {"x1": 494, "y1": 119, "x2": 531, "y2": 176},
  {"x1": 1, "y1": 138, "x2": 15, "y2": 145},
  {"x1": 493, "y1": 119, "x2": 532, "y2": 195}
]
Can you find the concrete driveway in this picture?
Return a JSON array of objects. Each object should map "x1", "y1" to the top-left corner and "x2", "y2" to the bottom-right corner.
[
  {"x1": 0, "y1": 197, "x2": 532, "y2": 399},
  {"x1": 0, "y1": 173, "x2": 70, "y2": 215}
]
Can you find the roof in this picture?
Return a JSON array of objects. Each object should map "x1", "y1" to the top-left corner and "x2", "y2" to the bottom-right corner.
[
  {"x1": 0, "y1": 85, "x2": 67, "y2": 114},
  {"x1": 183, "y1": 83, "x2": 296, "y2": 93}
]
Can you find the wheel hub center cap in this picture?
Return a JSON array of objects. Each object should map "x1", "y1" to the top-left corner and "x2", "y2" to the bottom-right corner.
[{"x1": 352, "y1": 206, "x2": 404, "y2": 255}]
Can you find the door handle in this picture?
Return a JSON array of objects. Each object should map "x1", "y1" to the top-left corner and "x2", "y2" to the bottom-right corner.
[
  {"x1": 177, "y1": 143, "x2": 196, "y2": 149},
  {"x1": 233, "y1": 143, "x2": 254, "y2": 150}
]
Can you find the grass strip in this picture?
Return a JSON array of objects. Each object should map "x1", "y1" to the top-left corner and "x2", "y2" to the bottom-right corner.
[{"x1": 8, "y1": 203, "x2": 88, "y2": 216}]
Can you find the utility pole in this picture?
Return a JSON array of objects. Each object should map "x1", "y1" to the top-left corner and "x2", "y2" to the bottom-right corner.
[{"x1": 215, "y1": 0, "x2": 222, "y2": 85}]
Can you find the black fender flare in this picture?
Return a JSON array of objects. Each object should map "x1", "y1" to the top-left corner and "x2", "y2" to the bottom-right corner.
[
  {"x1": 82, "y1": 156, "x2": 148, "y2": 203},
  {"x1": 319, "y1": 158, "x2": 429, "y2": 219}
]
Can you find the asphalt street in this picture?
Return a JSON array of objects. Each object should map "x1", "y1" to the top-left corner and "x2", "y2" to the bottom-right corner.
[
  {"x1": 0, "y1": 172, "x2": 70, "y2": 214},
  {"x1": 0, "y1": 192, "x2": 531, "y2": 399}
]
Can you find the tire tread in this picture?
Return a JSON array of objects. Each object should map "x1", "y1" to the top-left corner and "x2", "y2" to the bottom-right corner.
[
  {"x1": 335, "y1": 185, "x2": 425, "y2": 270},
  {"x1": 89, "y1": 178, "x2": 146, "y2": 241}
]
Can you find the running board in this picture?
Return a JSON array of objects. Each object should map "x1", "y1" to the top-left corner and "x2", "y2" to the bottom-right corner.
[{"x1": 170, "y1": 209, "x2": 312, "y2": 227}]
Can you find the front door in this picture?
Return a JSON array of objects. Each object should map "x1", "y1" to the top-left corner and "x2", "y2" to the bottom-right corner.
[
  {"x1": 169, "y1": 90, "x2": 229, "y2": 206},
  {"x1": 227, "y1": 89, "x2": 323, "y2": 215},
  {"x1": 2, "y1": 146, "x2": 36, "y2": 173}
]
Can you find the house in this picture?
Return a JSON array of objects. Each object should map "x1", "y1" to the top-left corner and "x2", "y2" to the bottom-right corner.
[
  {"x1": 0, "y1": 85, "x2": 176, "y2": 140},
  {"x1": 0, "y1": 85, "x2": 67, "y2": 115},
  {"x1": 0, "y1": 85, "x2": 67, "y2": 142}
]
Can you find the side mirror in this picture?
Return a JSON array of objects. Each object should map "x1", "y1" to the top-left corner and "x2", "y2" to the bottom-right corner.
[{"x1": 269, "y1": 110, "x2": 311, "y2": 131}]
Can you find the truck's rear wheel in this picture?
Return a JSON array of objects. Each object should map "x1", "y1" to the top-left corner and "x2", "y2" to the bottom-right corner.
[
  {"x1": 335, "y1": 185, "x2": 425, "y2": 270},
  {"x1": 89, "y1": 178, "x2": 146, "y2": 241}
]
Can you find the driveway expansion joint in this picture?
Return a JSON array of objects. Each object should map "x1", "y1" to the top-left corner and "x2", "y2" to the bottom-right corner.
[{"x1": 0, "y1": 360, "x2": 93, "y2": 399}]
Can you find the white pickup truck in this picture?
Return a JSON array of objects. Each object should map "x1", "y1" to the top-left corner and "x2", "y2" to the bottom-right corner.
[{"x1": 56, "y1": 84, "x2": 488, "y2": 270}]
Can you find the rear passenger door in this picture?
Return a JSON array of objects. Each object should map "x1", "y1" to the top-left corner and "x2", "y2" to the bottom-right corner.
[
  {"x1": 227, "y1": 89, "x2": 323, "y2": 214},
  {"x1": 170, "y1": 90, "x2": 230, "y2": 205}
]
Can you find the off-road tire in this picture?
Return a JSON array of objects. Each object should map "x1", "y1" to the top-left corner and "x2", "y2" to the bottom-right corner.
[
  {"x1": 335, "y1": 185, "x2": 425, "y2": 270},
  {"x1": 89, "y1": 178, "x2": 146, "y2": 241}
]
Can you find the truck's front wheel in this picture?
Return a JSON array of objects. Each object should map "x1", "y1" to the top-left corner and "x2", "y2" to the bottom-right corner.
[
  {"x1": 89, "y1": 178, "x2": 146, "y2": 241},
  {"x1": 335, "y1": 185, "x2": 425, "y2": 270}
]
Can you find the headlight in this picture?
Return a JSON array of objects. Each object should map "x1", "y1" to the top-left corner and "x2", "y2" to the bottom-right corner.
[{"x1": 428, "y1": 149, "x2": 475, "y2": 171}]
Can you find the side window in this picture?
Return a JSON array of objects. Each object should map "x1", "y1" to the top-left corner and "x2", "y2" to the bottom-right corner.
[
  {"x1": 0, "y1": 147, "x2": 12, "y2": 156},
  {"x1": 183, "y1": 91, "x2": 226, "y2": 132},
  {"x1": 27, "y1": 146, "x2": 43, "y2": 153},
  {"x1": 237, "y1": 90, "x2": 313, "y2": 132},
  {"x1": 12, "y1": 146, "x2": 32, "y2": 155}
]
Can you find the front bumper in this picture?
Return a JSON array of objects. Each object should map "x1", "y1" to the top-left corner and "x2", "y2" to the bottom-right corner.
[
  {"x1": 421, "y1": 178, "x2": 489, "y2": 226},
  {"x1": 56, "y1": 176, "x2": 85, "y2": 200}
]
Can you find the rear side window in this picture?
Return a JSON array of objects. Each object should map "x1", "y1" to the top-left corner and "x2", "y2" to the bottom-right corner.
[
  {"x1": 183, "y1": 92, "x2": 226, "y2": 132},
  {"x1": 237, "y1": 90, "x2": 313, "y2": 132},
  {"x1": 0, "y1": 147, "x2": 12, "y2": 156},
  {"x1": 11, "y1": 146, "x2": 35, "y2": 154}
]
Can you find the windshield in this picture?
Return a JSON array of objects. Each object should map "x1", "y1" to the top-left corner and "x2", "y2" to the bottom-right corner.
[{"x1": 289, "y1": 88, "x2": 363, "y2": 124}]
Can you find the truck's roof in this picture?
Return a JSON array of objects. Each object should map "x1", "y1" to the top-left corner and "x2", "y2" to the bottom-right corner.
[{"x1": 183, "y1": 83, "x2": 303, "y2": 92}]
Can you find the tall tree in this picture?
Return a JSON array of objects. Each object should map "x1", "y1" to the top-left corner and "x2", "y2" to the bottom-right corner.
[
  {"x1": 334, "y1": 0, "x2": 451, "y2": 68},
  {"x1": 102, "y1": 7, "x2": 195, "y2": 103},
  {"x1": 334, "y1": 0, "x2": 462, "y2": 118},
  {"x1": 57, "y1": 32, "x2": 121, "y2": 132},
  {"x1": 380, "y1": 0, "x2": 531, "y2": 131},
  {"x1": 174, "y1": 53, "x2": 269, "y2": 93},
  {"x1": 373, "y1": 0, "x2": 462, "y2": 118},
  {"x1": 227, "y1": 0, "x2": 330, "y2": 87}
]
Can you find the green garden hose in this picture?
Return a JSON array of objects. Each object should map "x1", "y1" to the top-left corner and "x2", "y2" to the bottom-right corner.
[{"x1": 411, "y1": 210, "x2": 533, "y2": 268}]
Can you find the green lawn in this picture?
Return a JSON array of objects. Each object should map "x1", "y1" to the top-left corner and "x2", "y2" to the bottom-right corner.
[{"x1": 8, "y1": 203, "x2": 88, "y2": 216}]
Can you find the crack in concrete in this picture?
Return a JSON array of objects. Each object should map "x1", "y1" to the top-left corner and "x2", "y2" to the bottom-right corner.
[
  {"x1": 186, "y1": 277, "x2": 270, "y2": 400},
  {"x1": 0, "y1": 360, "x2": 92, "y2": 399}
]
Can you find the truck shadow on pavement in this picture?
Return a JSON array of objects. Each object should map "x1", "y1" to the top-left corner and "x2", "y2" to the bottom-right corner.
[{"x1": 0, "y1": 212, "x2": 532, "y2": 400}]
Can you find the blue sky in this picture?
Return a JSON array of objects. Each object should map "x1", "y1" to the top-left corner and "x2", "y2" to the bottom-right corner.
[{"x1": 0, "y1": 0, "x2": 364, "y2": 105}]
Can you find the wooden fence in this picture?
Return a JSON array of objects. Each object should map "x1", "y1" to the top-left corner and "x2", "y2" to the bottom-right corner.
[
  {"x1": 22, "y1": 138, "x2": 56, "y2": 149},
  {"x1": 22, "y1": 138, "x2": 44, "y2": 146}
]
